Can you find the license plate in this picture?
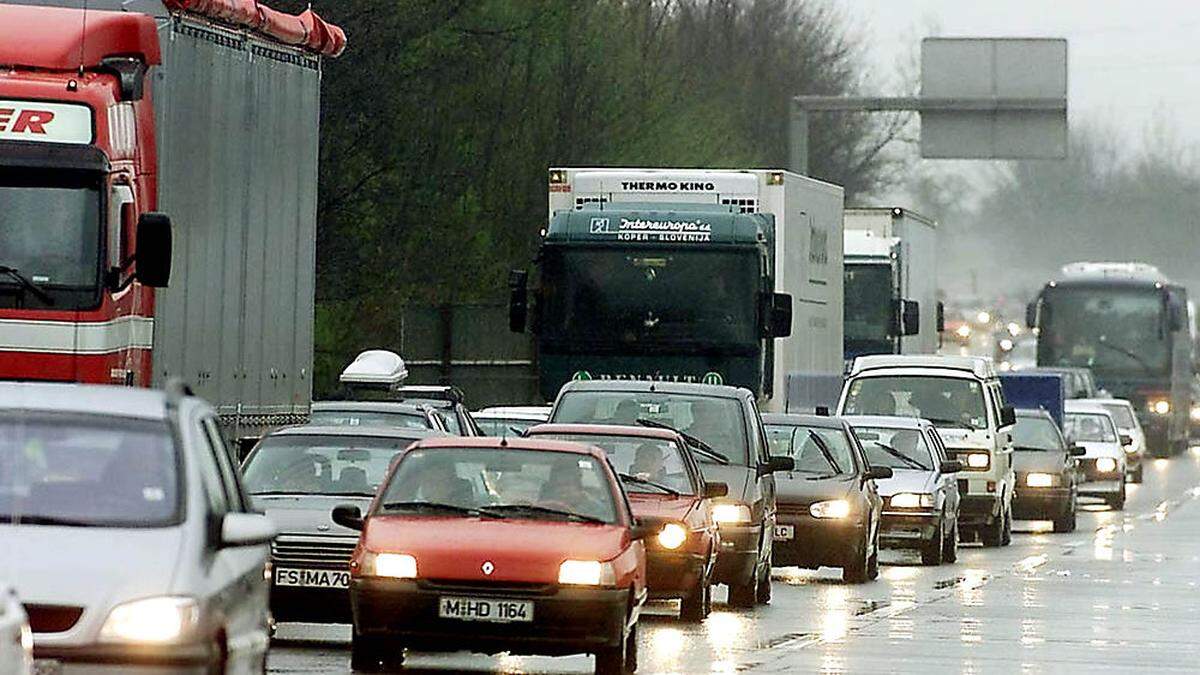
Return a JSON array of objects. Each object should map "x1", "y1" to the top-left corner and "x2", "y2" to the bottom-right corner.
[
  {"x1": 438, "y1": 596, "x2": 533, "y2": 623},
  {"x1": 274, "y1": 567, "x2": 350, "y2": 588},
  {"x1": 774, "y1": 524, "x2": 795, "y2": 541},
  {"x1": 33, "y1": 660, "x2": 63, "y2": 675}
]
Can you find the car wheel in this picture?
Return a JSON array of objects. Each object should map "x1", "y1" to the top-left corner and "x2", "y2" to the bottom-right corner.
[
  {"x1": 1131, "y1": 463, "x2": 1144, "y2": 484},
  {"x1": 350, "y1": 633, "x2": 399, "y2": 673},
  {"x1": 1108, "y1": 482, "x2": 1127, "y2": 510},
  {"x1": 980, "y1": 508, "x2": 1004, "y2": 547},
  {"x1": 943, "y1": 519, "x2": 959, "y2": 563},
  {"x1": 842, "y1": 535, "x2": 870, "y2": 583},
  {"x1": 595, "y1": 627, "x2": 631, "y2": 675},
  {"x1": 1000, "y1": 504, "x2": 1013, "y2": 546},
  {"x1": 1052, "y1": 501, "x2": 1075, "y2": 533},
  {"x1": 755, "y1": 563, "x2": 772, "y2": 604},
  {"x1": 727, "y1": 573, "x2": 757, "y2": 609},
  {"x1": 866, "y1": 536, "x2": 880, "y2": 580},
  {"x1": 625, "y1": 621, "x2": 639, "y2": 673},
  {"x1": 920, "y1": 521, "x2": 944, "y2": 566},
  {"x1": 680, "y1": 576, "x2": 710, "y2": 622}
]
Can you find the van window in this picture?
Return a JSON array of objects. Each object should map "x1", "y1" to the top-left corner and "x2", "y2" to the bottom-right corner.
[{"x1": 843, "y1": 376, "x2": 988, "y2": 431}]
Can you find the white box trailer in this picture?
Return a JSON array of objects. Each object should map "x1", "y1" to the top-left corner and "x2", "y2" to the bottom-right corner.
[
  {"x1": 527, "y1": 168, "x2": 845, "y2": 411},
  {"x1": 843, "y1": 207, "x2": 940, "y2": 361}
]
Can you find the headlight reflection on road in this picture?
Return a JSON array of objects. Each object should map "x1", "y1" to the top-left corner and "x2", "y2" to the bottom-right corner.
[
  {"x1": 822, "y1": 609, "x2": 850, "y2": 642},
  {"x1": 957, "y1": 569, "x2": 989, "y2": 607},
  {"x1": 649, "y1": 626, "x2": 685, "y2": 664},
  {"x1": 1020, "y1": 617, "x2": 1045, "y2": 646},
  {"x1": 705, "y1": 611, "x2": 747, "y2": 653}
]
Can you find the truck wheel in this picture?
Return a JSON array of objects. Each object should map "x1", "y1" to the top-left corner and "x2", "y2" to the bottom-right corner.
[
  {"x1": 943, "y1": 520, "x2": 959, "y2": 563},
  {"x1": 920, "y1": 523, "x2": 944, "y2": 566},
  {"x1": 1000, "y1": 505, "x2": 1013, "y2": 546},
  {"x1": 680, "y1": 578, "x2": 710, "y2": 622},
  {"x1": 727, "y1": 574, "x2": 757, "y2": 609},
  {"x1": 980, "y1": 511, "x2": 1004, "y2": 547},
  {"x1": 350, "y1": 633, "x2": 399, "y2": 673}
]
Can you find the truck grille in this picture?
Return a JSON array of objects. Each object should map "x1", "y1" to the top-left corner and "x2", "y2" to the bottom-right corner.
[{"x1": 271, "y1": 535, "x2": 357, "y2": 569}]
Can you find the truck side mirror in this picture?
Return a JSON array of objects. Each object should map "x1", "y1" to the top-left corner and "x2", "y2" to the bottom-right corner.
[
  {"x1": 936, "y1": 301, "x2": 946, "y2": 333},
  {"x1": 901, "y1": 300, "x2": 921, "y2": 336},
  {"x1": 1025, "y1": 301, "x2": 1038, "y2": 329},
  {"x1": 508, "y1": 269, "x2": 528, "y2": 333},
  {"x1": 135, "y1": 213, "x2": 172, "y2": 288},
  {"x1": 999, "y1": 405, "x2": 1017, "y2": 428},
  {"x1": 769, "y1": 293, "x2": 792, "y2": 338}
]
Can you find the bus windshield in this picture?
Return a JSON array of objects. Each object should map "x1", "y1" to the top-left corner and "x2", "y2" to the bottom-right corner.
[
  {"x1": 1040, "y1": 287, "x2": 1169, "y2": 376},
  {"x1": 540, "y1": 247, "x2": 759, "y2": 347}
]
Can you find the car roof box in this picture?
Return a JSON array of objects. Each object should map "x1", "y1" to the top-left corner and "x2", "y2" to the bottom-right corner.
[{"x1": 340, "y1": 350, "x2": 409, "y2": 388}]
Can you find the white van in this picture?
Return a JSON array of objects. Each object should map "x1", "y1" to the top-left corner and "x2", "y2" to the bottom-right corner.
[{"x1": 837, "y1": 355, "x2": 1016, "y2": 547}]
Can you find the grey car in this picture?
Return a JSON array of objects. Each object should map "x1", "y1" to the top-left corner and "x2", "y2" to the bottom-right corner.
[
  {"x1": 0, "y1": 381, "x2": 275, "y2": 674},
  {"x1": 241, "y1": 425, "x2": 446, "y2": 623},
  {"x1": 843, "y1": 416, "x2": 962, "y2": 565},
  {"x1": 309, "y1": 401, "x2": 449, "y2": 433}
]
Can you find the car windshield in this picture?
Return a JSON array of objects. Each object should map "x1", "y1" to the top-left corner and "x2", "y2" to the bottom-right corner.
[
  {"x1": 0, "y1": 414, "x2": 178, "y2": 527},
  {"x1": 765, "y1": 425, "x2": 856, "y2": 475},
  {"x1": 0, "y1": 169, "x2": 102, "y2": 309},
  {"x1": 853, "y1": 426, "x2": 933, "y2": 471},
  {"x1": 242, "y1": 435, "x2": 423, "y2": 496},
  {"x1": 553, "y1": 392, "x2": 748, "y2": 465},
  {"x1": 379, "y1": 448, "x2": 618, "y2": 524},
  {"x1": 530, "y1": 433, "x2": 694, "y2": 494},
  {"x1": 1012, "y1": 416, "x2": 1064, "y2": 451},
  {"x1": 540, "y1": 247, "x2": 759, "y2": 347},
  {"x1": 843, "y1": 375, "x2": 988, "y2": 430},
  {"x1": 474, "y1": 417, "x2": 542, "y2": 436},
  {"x1": 1063, "y1": 413, "x2": 1118, "y2": 443},
  {"x1": 844, "y1": 264, "x2": 893, "y2": 342},
  {"x1": 310, "y1": 409, "x2": 433, "y2": 430},
  {"x1": 1100, "y1": 404, "x2": 1136, "y2": 428}
]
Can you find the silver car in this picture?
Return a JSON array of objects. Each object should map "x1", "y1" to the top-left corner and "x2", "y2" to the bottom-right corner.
[
  {"x1": 241, "y1": 425, "x2": 445, "y2": 623},
  {"x1": 0, "y1": 381, "x2": 275, "y2": 674},
  {"x1": 0, "y1": 582, "x2": 32, "y2": 675}
]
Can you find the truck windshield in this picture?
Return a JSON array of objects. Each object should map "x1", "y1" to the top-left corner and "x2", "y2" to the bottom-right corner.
[
  {"x1": 1039, "y1": 287, "x2": 1169, "y2": 376},
  {"x1": 844, "y1": 264, "x2": 893, "y2": 341},
  {"x1": 0, "y1": 171, "x2": 102, "y2": 298},
  {"x1": 0, "y1": 414, "x2": 179, "y2": 528},
  {"x1": 540, "y1": 247, "x2": 759, "y2": 347},
  {"x1": 843, "y1": 375, "x2": 989, "y2": 430}
]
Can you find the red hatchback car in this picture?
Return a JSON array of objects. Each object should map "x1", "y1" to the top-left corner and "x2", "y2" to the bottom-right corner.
[
  {"x1": 526, "y1": 424, "x2": 724, "y2": 621},
  {"x1": 331, "y1": 436, "x2": 651, "y2": 674}
]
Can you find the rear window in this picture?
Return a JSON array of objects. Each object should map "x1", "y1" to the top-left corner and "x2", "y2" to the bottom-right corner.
[
  {"x1": 553, "y1": 392, "x2": 748, "y2": 465},
  {"x1": 310, "y1": 410, "x2": 432, "y2": 430}
]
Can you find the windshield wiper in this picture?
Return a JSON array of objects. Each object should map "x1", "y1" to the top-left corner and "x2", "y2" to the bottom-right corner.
[
  {"x1": 618, "y1": 472, "x2": 681, "y2": 496},
  {"x1": 871, "y1": 442, "x2": 929, "y2": 471},
  {"x1": 1095, "y1": 338, "x2": 1155, "y2": 376},
  {"x1": 805, "y1": 430, "x2": 843, "y2": 473},
  {"x1": 482, "y1": 503, "x2": 608, "y2": 524},
  {"x1": 923, "y1": 416, "x2": 976, "y2": 430},
  {"x1": 0, "y1": 265, "x2": 54, "y2": 305},
  {"x1": 636, "y1": 418, "x2": 730, "y2": 464},
  {"x1": 0, "y1": 514, "x2": 94, "y2": 527},
  {"x1": 380, "y1": 500, "x2": 502, "y2": 518}
]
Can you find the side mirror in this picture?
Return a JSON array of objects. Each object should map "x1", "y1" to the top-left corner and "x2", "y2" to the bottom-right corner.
[
  {"x1": 939, "y1": 460, "x2": 963, "y2": 474},
  {"x1": 629, "y1": 515, "x2": 670, "y2": 540},
  {"x1": 999, "y1": 405, "x2": 1017, "y2": 428},
  {"x1": 1119, "y1": 434, "x2": 1133, "y2": 447},
  {"x1": 759, "y1": 455, "x2": 795, "y2": 476},
  {"x1": 1068, "y1": 444, "x2": 1086, "y2": 457},
  {"x1": 332, "y1": 504, "x2": 365, "y2": 531},
  {"x1": 766, "y1": 292, "x2": 792, "y2": 338},
  {"x1": 1025, "y1": 301, "x2": 1038, "y2": 329},
  {"x1": 901, "y1": 300, "x2": 921, "y2": 337},
  {"x1": 866, "y1": 466, "x2": 893, "y2": 480},
  {"x1": 508, "y1": 269, "x2": 528, "y2": 333},
  {"x1": 703, "y1": 481, "x2": 729, "y2": 499},
  {"x1": 220, "y1": 512, "x2": 276, "y2": 547},
  {"x1": 936, "y1": 301, "x2": 946, "y2": 333},
  {"x1": 134, "y1": 212, "x2": 172, "y2": 287}
]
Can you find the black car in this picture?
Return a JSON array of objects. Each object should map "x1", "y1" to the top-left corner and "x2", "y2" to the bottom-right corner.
[
  {"x1": 550, "y1": 380, "x2": 793, "y2": 608},
  {"x1": 762, "y1": 414, "x2": 891, "y2": 583},
  {"x1": 1011, "y1": 409, "x2": 1085, "y2": 532}
]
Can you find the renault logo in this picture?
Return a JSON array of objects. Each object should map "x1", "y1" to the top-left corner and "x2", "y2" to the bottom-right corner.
[{"x1": 482, "y1": 561, "x2": 495, "y2": 575}]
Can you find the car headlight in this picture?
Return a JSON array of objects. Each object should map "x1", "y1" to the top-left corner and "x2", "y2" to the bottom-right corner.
[
  {"x1": 98, "y1": 597, "x2": 199, "y2": 644},
  {"x1": 1026, "y1": 472, "x2": 1057, "y2": 488},
  {"x1": 656, "y1": 522, "x2": 689, "y2": 550},
  {"x1": 809, "y1": 499, "x2": 851, "y2": 518},
  {"x1": 558, "y1": 559, "x2": 616, "y2": 586},
  {"x1": 712, "y1": 503, "x2": 752, "y2": 525},
  {"x1": 889, "y1": 493, "x2": 934, "y2": 509},
  {"x1": 1095, "y1": 457, "x2": 1118, "y2": 474},
  {"x1": 965, "y1": 453, "x2": 990, "y2": 470},
  {"x1": 1150, "y1": 400, "x2": 1171, "y2": 415},
  {"x1": 362, "y1": 552, "x2": 418, "y2": 579}
]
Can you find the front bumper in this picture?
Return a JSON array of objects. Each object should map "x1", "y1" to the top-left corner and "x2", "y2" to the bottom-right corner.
[
  {"x1": 1012, "y1": 486, "x2": 1072, "y2": 519},
  {"x1": 772, "y1": 511, "x2": 864, "y2": 567},
  {"x1": 711, "y1": 524, "x2": 761, "y2": 585},
  {"x1": 1080, "y1": 479, "x2": 1123, "y2": 496},
  {"x1": 351, "y1": 578, "x2": 629, "y2": 656},
  {"x1": 646, "y1": 549, "x2": 707, "y2": 599},
  {"x1": 32, "y1": 641, "x2": 218, "y2": 674},
  {"x1": 879, "y1": 511, "x2": 938, "y2": 548}
]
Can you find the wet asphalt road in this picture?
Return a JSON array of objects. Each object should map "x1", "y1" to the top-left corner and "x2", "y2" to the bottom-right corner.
[{"x1": 268, "y1": 449, "x2": 1200, "y2": 674}]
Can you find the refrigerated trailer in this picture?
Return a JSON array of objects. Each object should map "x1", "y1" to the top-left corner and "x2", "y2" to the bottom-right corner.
[
  {"x1": 843, "y1": 207, "x2": 941, "y2": 362},
  {"x1": 510, "y1": 168, "x2": 845, "y2": 411},
  {"x1": 0, "y1": 2, "x2": 344, "y2": 443}
]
